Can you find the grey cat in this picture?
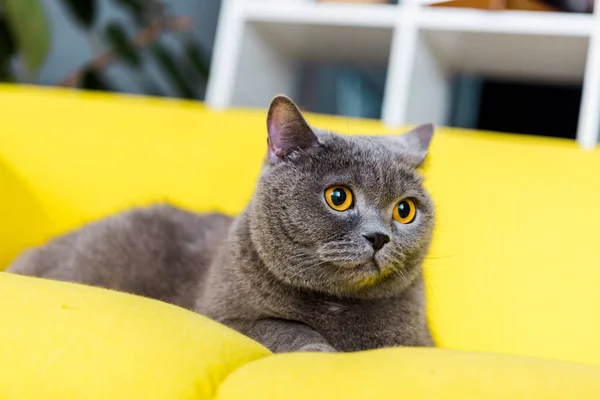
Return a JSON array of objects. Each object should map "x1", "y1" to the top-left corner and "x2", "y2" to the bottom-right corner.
[{"x1": 7, "y1": 95, "x2": 436, "y2": 353}]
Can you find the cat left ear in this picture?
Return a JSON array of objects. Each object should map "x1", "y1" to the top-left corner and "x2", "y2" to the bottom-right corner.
[
  {"x1": 389, "y1": 123, "x2": 435, "y2": 166},
  {"x1": 266, "y1": 95, "x2": 320, "y2": 164}
]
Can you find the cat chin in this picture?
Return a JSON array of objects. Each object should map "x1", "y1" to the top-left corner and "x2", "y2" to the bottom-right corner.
[
  {"x1": 351, "y1": 262, "x2": 396, "y2": 286},
  {"x1": 337, "y1": 265, "x2": 420, "y2": 299},
  {"x1": 339, "y1": 253, "x2": 400, "y2": 274}
]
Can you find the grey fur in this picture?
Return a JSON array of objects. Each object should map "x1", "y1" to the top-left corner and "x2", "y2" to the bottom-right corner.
[{"x1": 7, "y1": 95, "x2": 436, "y2": 353}]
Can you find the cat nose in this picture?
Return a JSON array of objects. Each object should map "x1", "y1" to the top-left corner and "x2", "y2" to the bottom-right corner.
[{"x1": 363, "y1": 232, "x2": 390, "y2": 252}]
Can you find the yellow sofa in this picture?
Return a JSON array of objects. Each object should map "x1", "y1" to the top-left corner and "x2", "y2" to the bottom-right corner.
[{"x1": 1, "y1": 84, "x2": 600, "y2": 399}]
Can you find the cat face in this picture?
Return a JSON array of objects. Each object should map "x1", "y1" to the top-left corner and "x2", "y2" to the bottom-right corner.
[{"x1": 249, "y1": 96, "x2": 435, "y2": 299}]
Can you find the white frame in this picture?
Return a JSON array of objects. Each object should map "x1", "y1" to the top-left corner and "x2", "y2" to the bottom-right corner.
[{"x1": 206, "y1": 0, "x2": 600, "y2": 148}]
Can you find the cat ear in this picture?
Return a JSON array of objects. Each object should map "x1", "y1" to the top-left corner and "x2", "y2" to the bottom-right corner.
[
  {"x1": 387, "y1": 123, "x2": 435, "y2": 166},
  {"x1": 266, "y1": 95, "x2": 320, "y2": 164}
]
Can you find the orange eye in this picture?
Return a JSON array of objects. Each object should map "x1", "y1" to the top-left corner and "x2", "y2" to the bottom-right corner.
[
  {"x1": 325, "y1": 186, "x2": 353, "y2": 211},
  {"x1": 393, "y1": 199, "x2": 416, "y2": 224}
]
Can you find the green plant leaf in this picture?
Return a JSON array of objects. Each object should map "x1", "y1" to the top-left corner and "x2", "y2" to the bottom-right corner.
[
  {"x1": 104, "y1": 22, "x2": 140, "y2": 68},
  {"x1": 0, "y1": 0, "x2": 50, "y2": 77},
  {"x1": 151, "y1": 42, "x2": 195, "y2": 99},
  {"x1": 0, "y1": 16, "x2": 16, "y2": 59},
  {"x1": 80, "y1": 68, "x2": 112, "y2": 91},
  {"x1": 59, "y1": 0, "x2": 97, "y2": 29},
  {"x1": 183, "y1": 39, "x2": 210, "y2": 80}
]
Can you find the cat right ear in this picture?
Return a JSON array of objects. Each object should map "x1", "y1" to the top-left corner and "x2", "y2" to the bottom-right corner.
[
  {"x1": 387, "y1": 123, "x2": 435, "y2": 167},
  {"x1": 266, "y1": 95, "x2": 320, "y2": 164}
]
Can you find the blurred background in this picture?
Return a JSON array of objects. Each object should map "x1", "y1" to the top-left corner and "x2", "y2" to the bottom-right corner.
[
  {"x1": 0, "y1": 0, "x2": 597, "y2": 144},
  {"x1": 0, "y1": 1, "x2": 218, "y2": 99}
]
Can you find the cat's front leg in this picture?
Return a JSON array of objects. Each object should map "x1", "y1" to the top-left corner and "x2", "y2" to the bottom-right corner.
[
  {"x1": 226, "y1": 318, "x2": 336, "y2": 353},
  {"x1": 296, "y1": 343, "x2": 336, "y2": 352}
]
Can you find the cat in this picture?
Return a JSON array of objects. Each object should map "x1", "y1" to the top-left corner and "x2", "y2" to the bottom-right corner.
[{"x1": 7, "y1": 95, "x2": 436, "y2": 353}]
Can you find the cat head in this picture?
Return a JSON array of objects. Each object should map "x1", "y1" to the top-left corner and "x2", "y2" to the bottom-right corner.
[{"x1": 249, "y1": 95, "x2": 435, "y2": 299}]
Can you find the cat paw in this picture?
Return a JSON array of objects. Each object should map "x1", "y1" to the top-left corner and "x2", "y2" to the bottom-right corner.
[{"x1": 297, "y1": 343, "x2": 337, "y2": 353}]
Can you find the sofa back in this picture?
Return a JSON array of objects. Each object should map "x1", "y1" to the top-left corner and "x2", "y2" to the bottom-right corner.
[{"x1": 1, "y1": 85, "x2": 600, "y2": 365}]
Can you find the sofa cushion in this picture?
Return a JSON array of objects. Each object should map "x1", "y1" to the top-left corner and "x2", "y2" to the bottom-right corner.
[
  {"x1": 217, "y1": 347, "x2": 600, "y2": 400},
  {"x1": 0, "y1": 272, "x2": 270, "y2": 400}
]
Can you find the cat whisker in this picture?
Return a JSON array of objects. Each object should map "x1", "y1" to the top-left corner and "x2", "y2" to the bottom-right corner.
[
  {"x1": 395, "y1": 269, "x2": 408, "y2": 285},
  {"x1": 285, "y1": 259, "x2": 332, "y2": 282},
  {"x1": 284, "y1": 252, "x2": 317, "y2": 262},
  {"x1": 425, "y1": 254, "x2": 454, "y2": 261},
  {"x1": 318, "y1": 249, "x2": 364, "y2": 258},
  {"x1": 320, "y1": 231, "x2": 348, "y2": 242},
  {"x1": 390, "y1": 248, "x2": 407, "y2": 262},
  {"x1": 321, "y1": 242, "x2": 358, "y2": 251},
  {"x1": 320, "y1": 252, "x2": 367, "y2": 262}
]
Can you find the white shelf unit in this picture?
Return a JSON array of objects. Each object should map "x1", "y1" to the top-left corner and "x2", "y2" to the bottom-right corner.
[{"x1": 206, "y1": 0, "x2": 600, "y2": 148}]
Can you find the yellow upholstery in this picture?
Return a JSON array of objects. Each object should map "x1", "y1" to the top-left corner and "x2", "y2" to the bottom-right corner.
[
  {"x1": 1, "y1": 84, "x2": 600, "y2": 399},
  {"x1": 217, "y1": 348, "x2": 600, "y2": 400},
  {"x1": 0, "y1": 155, "x2": 51, "y2": 268},
  {"x1": 0, "y1": 272, "x2": 269, "y2": 400}
]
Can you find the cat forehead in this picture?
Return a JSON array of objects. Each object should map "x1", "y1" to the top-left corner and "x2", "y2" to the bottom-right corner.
[
  {"x1": 316, "y1": 131, "x2": 419, "y2": 167},
  {"x1": 307, "y1": 131, "x2": 424, "y2": 186},
  {"x1": 316, "y1": 130, "x2": 406, "y2": 152}
]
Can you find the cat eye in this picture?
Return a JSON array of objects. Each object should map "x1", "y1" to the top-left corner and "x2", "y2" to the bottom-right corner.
[
  {"x1": 324, "y1": 186, "x2": 353, "y2": 212},
  {"x1": 393, "y1": 199, "x2": 417, "y2": 224}
]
